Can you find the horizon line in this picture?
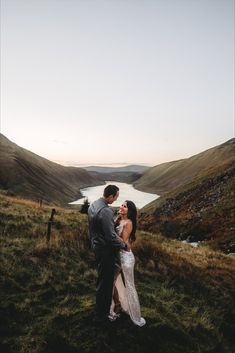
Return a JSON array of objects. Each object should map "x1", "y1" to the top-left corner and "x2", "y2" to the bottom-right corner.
[{"x1": 53, "y1": 161, "x2": 155, "y2": 167}]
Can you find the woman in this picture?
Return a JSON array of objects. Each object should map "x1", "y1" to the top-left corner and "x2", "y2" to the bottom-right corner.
[{"x1": 110, "y1": 200, "x2": 146, "y2": 327}]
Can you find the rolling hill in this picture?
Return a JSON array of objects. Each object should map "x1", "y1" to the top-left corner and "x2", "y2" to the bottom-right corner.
[
  {"x1": 138, "y1": 153, "x2": 235, "y2": 252},
  {"x1": 134, "y1": 138, "x2": 235, "y2": 195},
  {"x1": 0, "y1": 134, "x2": 103, "y2": 206}
]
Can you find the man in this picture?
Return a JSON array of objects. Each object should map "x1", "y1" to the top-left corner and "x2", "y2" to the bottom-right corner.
[{"x1": 88, "y1": 184, "x2": 129, "y2": 324}]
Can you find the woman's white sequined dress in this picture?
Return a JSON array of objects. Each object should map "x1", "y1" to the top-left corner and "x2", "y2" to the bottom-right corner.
[{"x1": 113, "y1": 224, "x2": 146, "y2": 327}]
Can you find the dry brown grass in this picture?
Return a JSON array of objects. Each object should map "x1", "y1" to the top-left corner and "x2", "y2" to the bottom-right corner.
[
  {"x1": 1, "y1": 193, "x2": 235, "y2": 353},
  {"x1": 133, "y1": 232, "x2": 235, "y2": 298}
]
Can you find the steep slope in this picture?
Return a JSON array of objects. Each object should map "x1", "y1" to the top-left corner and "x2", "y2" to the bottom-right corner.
[
  {"x1": 0, "y1": 134, "x2": 103, "y2": 205},
  {"x1": 134, "y1": 138, "x2": 235, "y2": 195},
  {"x1": 139, "y1": 159, "x2": 235, "y2": 252}
]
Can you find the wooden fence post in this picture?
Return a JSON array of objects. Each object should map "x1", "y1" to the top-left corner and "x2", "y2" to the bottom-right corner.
[{"x1": 47, "y1": 208, "x2": 56, "y2": 243}]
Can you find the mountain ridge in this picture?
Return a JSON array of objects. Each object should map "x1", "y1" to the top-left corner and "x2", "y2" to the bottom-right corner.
[
  {"x1": 134, "y1": 138, "x2": 235, "y2": 195},
  {"x1": 0, "y1": 134, "x2": 103, "y2": 205},
  {"x1": 84, "y1": 164, "x2": 150, "y2": 173}
]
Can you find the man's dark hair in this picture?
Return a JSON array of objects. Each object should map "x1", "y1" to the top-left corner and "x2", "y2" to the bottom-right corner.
[{"x1": 103, "y1": 184, "x2": 119, "y2": 198}]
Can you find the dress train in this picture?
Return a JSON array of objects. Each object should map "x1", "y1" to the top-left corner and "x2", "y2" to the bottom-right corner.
[{"x1": 111, "y1": 249, "x2": 146, "y2": 327}]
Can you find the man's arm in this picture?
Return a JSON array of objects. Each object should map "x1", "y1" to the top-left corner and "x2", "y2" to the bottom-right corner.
[{"x1": 100, "y1": 208, "x2": 127, "y2": 250}]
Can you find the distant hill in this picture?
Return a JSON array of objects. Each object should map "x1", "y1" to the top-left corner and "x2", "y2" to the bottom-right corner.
[
  {"x1": 86, "y1": 171, "x2": 142, "y2": 184},
  {"x1": 82, "y1": 165, "x2": 150, "y2": 184},
  {"x1": 0, "y1": 134, "x2": 103, "y2": 206},
  {"x1": 134, "y1": 138, "x2": 235, "y2": 195},
  {"x1": 84, "y1": 164, "x2": 150, "y2": 173},
  {"x1": 138, "y1": 145, "x2": 235, "y2": 252}
]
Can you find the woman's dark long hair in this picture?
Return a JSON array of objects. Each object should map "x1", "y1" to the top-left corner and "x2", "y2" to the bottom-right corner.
[
  {"x1": 115, "y1": 200, "x2": 137, "y2": 242},
  {"x1": 126, "y1": 200, "x2": 137, "y2": 243}
]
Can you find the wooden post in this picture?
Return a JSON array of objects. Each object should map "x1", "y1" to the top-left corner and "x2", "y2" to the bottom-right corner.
[{"x1": 47, "y1": 208, "x2": 56, "y2": 243}]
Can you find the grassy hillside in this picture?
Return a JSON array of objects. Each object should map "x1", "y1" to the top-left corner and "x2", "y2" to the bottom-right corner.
[
  {"x1": 139, "y1": 159, "x2": 235, "y2": 253},
  {"x1": 134, "y1": 139, "x2": 235, "y2": 195},
  {"x1": 0, "y1": 193, "x2": 235, "y2": 353},
  {"x1": 0, "y1": 134, "x2": 103, "y2": 206}
]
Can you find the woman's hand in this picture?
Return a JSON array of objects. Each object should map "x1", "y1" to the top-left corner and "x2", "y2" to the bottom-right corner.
[{"x1": 124, "y1": 242, "x2": 131, "y2": 252}]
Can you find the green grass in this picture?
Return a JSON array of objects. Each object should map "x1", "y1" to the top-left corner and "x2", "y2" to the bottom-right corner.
[{"x1": 0, "y1": 194, "x2": 235, "y2": 353}]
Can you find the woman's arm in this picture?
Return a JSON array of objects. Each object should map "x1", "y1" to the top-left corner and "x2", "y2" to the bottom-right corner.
[
  {"x1": 120, "y1": 221, "x2": 133, "y2": 243},
  {"x1": 117, "y1": 235, "x2": 124, "y2": 242}
]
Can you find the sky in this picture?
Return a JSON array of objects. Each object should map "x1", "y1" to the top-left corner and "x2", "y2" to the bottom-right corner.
[{"x1": 0, "y1": 0, "x2": 234, "y2": 166}]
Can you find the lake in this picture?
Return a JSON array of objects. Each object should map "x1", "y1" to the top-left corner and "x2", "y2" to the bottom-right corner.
[{"x1": 69, "y1": 181, "x2": 159, "y2": 209}]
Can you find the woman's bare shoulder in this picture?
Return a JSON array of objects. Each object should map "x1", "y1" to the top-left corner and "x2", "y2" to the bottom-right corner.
[{"x1": 124, "y1": 219, "x2": 132, "y2": 228}]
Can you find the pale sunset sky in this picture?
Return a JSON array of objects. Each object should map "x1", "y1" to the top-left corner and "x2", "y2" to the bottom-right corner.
[{"x1": 0, "y1": 0, "x2": 234, "y2": 166}]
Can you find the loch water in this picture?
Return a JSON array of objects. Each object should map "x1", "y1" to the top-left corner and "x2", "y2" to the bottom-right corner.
[{"x1": 69, "y1": 181, "x2": 159, "y2": 209}]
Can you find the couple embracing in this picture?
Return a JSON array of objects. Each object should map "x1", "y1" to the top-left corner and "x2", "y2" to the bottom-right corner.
[{"x1": 88, "y1": 184, "x2": 145, "y2": 327}]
